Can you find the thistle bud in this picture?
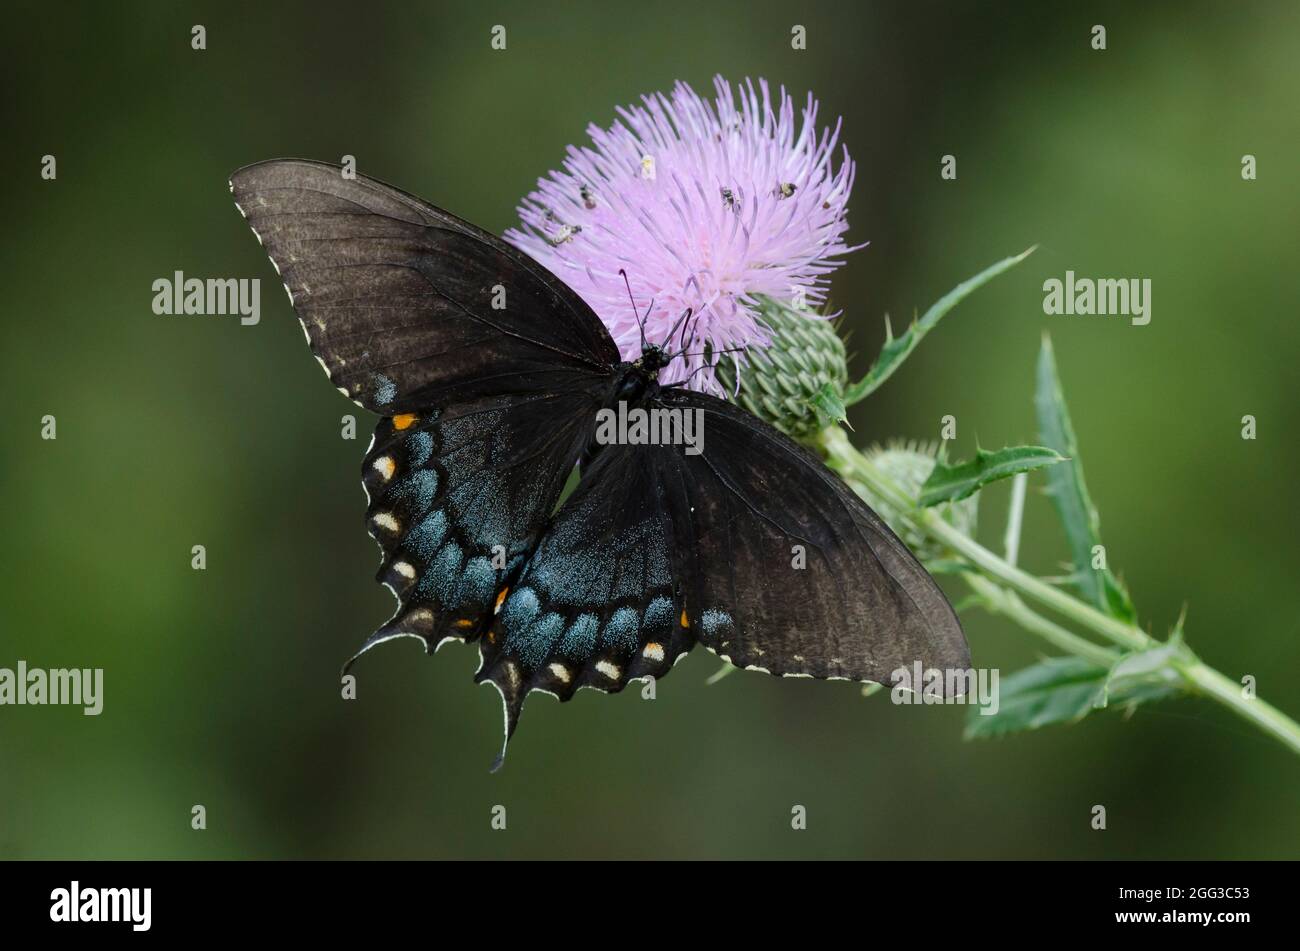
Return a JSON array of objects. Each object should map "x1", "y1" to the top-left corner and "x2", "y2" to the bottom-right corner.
[
  {"x1": 861, "y1": 442, "x2": 979, "y2": 558},
  {"x1": 714, "y1": 296, "x2": 848, "y2": 439}
]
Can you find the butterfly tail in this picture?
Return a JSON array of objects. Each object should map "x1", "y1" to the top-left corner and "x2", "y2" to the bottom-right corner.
[{"x1": 476, "y1": 651, "x2": 528, "y2": 773}]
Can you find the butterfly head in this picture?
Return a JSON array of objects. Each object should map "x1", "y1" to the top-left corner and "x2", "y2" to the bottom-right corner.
[
  {"x1": 618, "y1": 269, "x2": 692, "y2": 381},
  {"x1": 637, "y1": 343, "x2": 671, "y2": 375}
]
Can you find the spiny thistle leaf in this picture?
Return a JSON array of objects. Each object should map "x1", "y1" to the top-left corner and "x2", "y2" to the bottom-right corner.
[
  {"x1": 1096, "y1": 642, "x2": 1191, "y2": 710},
  {"x1": 810, "y1": 381, "x2": 849, "y2": 428},
  {"x1": 919, "y1": 445, "x2": 1065, "y2": 507},
  {"x1": 965, "y1": 657, "x2": 1106, "y2": 738},
  {"x1": 842, "y1": 246, "x2": 1036, "y2": 406},
  {"x1": 1034, "y1": 335, "x2": 1137, "y2": 622},
  {"x1": 964, "y1": 653, "x2": 1184, "y2": 739}
]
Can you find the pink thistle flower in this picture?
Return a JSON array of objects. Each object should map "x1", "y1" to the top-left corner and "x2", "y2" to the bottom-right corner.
[{"x1": 505, "y1": 75, "x2": 861, "y2": 392}]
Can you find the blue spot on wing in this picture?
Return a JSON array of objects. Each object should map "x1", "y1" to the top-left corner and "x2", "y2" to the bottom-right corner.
[
  {"x1": 407, "y1": 511, "x2": 447, "y2": 559},
  {"x1": 407, "y1": 430, "x2": 434, "y2": 467},
  {"x1": 560, "y1": 614, "x2": 599, "y2": 659},
  {"x1": 373, "y1": 374, "x2": 397, "y2": 405},
  {"x1": 701, "y1": 608, "x2": 734, "y2": 638},
  {"x1": 419, "y1": 541, "x2": 463, "y2": 604},
  {"x1": 602, "y1": 607, "x2": 640, "y2": 652},
  {"x1": 509, "y1": 612, "x2": 564, "y2": 668},
  {"x1": 392, "y1": 469, "x2": 438, "y2": 513},
  {"x1": 501, "y1": 587, "x2": 540, "y2": 635},
  {"x1": 643, "y1": 597, "x2": 674, "y2": 636},
  {"x1": 459, "y1": 556, "x2": 496, "y2": 608}
]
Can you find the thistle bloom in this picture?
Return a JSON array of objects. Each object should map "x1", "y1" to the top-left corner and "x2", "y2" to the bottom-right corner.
[{"x1": 506, "y1": 76, "x2": 860, "y2": 391}]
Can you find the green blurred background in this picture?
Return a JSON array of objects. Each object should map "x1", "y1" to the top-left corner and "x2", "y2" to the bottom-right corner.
[{"x1": 3, "y1": 0, "x2": 1298, "y2": 859}]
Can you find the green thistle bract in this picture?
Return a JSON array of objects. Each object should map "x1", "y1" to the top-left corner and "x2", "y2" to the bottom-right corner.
[{"x1": 714, "y1": 296, "x2": 847, "y2": 438}]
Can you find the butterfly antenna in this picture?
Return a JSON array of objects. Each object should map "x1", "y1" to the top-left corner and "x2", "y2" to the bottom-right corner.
[
  {"x1": 677, "y1": 305, "x2": 704, "y2": 353},
  {"x1": 619, "y1": 268, "x2": 649, "y2": 353},
  {"x1": 663, "y1": 358, "x2": 726, "y2": 390},
  {"x1": 662, "y1": 306, "x2": 693, "y2": 351},
  {"x1": 675, "y1": 346, "x2": 747, "y2": 360}
]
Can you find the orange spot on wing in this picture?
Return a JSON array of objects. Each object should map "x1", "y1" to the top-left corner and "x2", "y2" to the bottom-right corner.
[
  {"x1": 392, "y1": 413, "x2": 418, "y2": 430},
  {"x1": 495, "y1": 588, "x2": 509, "y2": 610},
  {"x1": 680, "y1": 610, "x2": 689, "y2": 628},
  {"x1": 454, "y1": 618, "x2": 475, "y2": 630}
]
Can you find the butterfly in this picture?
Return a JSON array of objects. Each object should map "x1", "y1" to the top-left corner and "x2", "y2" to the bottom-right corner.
[{"x1": 229, "y1": 159, "x2": 970, "y2": 768}]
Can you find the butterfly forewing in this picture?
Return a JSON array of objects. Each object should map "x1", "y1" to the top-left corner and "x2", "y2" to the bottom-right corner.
[
  {"x1": 660, "y1": 389, "x2": 969, "y2": 681},
  {"x1": 228, "y1": 159, "x2": 619, "y2": 411}
]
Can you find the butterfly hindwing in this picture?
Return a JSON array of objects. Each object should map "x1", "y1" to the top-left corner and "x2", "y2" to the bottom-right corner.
[
  {"x1": 475, "y1": 438, "x2": 693, "y2": 757},
  {"x1": 354, "y1": 384, "x2": 606, "y2": 662},
  {"x1": 229, "y1": 159, "x2": 620, "y2": 412},
  {"x1": 477, "y1": 387, "x2": 968, "y2": 756}
]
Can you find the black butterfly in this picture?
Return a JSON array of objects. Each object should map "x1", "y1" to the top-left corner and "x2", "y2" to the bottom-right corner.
[{"x1": 230, "y1": 159, "x2": 969, "y2": 768}]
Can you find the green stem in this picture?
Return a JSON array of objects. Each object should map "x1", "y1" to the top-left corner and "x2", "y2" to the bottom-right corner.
[
  {"x1": 1173, "y1": 660, "x2": 1300, "y2": 757},
  {"x1": 963, "y1": 574, "x2": 1119, "y2": 668},
  {"x1": 818, "y1": 425, "x2": 1300, "y2": 757},
  {"x1": 1003, "y1": 472, "x2": 1028, "y2": 567}
]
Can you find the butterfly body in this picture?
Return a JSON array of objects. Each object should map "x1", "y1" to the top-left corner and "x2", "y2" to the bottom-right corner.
[
  {"x1": 230, "y1": 159, "x2": 970, "y2": 767},
  {"x1": 606, "y1": 360, "x2": 660, "y2": 410}
]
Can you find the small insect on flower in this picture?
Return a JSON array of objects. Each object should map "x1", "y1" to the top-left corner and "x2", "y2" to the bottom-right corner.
[
  {"x1": 546, "y1": 224, "x2": 582, "y2": 246},
  {"x1": 505, "y1": 75, "x2": 862, "y2": 393}
]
